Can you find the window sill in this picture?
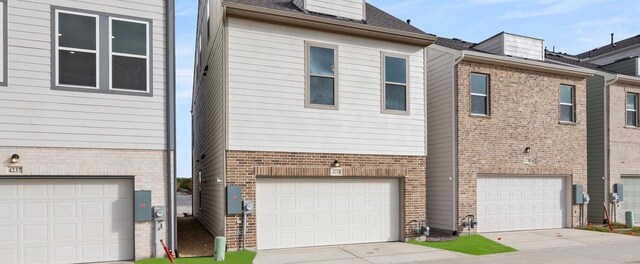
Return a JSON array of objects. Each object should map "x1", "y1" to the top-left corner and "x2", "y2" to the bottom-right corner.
[
  {"x1": 381, "y1": 109, "x2": 410, "y2": 116},
  {"x1": 470, "y1": 113, "x2": 491, "y2": 119},
  {"x1": 558, "y1": 121, "x2": 577, "y2": 126},
  {"x1": 624, "y1": 126, "x2": 640, "y2": 130},
  {"x1": 304, "y1": 103, "x2": 339, "y2": 111}
]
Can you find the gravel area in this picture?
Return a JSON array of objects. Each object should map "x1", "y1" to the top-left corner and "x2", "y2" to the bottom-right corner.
[
  {"x1": 415, "y1": 230, "x2": 457, "y2": 242},
  {"x1": 177, "y1": 216, "x2": 215, "y2": 257}
]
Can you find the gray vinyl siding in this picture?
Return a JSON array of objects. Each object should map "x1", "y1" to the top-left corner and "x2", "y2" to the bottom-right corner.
[
  {"x1": 474, "y1": 34, "x2": 504, "y2": 56},
  {"x1": 192, "y1": 0, "x2": 226, "y2": 239},
  {"x1": 601, "y1": 58, "x2": 638, "y2": 76},
  {"x1": 586, "y1": 74, "x2": 606, "y2": 222},
  {"x1": 426, "y1": 46, "x2": 457, "y2": 231},
  {"x1": 0, "y1": 0, "x2": 167, "y2": 150}
]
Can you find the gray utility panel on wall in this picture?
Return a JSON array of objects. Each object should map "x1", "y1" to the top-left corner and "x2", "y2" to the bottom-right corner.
[
  {"x1": 135, "y1": 190, "x2": 153, "y2": 221},
  {"x1": 227, "y1": 186, "x2": 242, "y2": 214}
]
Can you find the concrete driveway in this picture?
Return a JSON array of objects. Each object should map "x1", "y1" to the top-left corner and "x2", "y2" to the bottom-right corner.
[{"x1": 253, "y1": 242, "x2": 464, "y2": 264}]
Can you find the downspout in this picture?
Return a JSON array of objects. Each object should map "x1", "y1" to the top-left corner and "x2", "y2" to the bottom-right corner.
[
  {"x1": 450, "y1": 51, "x2": 465, "y2": 232},
  {"x1": 603, "y1": 75, "x2": 618, "y2": 217},
  {"x1": 165, "y1": 0, "x2": 177, "y2": 255}
]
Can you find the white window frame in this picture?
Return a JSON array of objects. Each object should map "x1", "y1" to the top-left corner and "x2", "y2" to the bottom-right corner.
[
  {"x1": 470, "y1": 73, "x2": 490, "y2": 116},
  {"x1": 305, "y1": 41, "x2": 339, "y2": 110},
  {"x1": 0, "y1": 1, "x2": 6, "y2": 86},
  {"x1": 627, "y1": 92, "x2": 638, "y2": 127},
  {"x1": 559, "y1": 85, "x2": 575, "y2": 123},
  {"x1": 381, "y1": 52, "x2": 410, "y2": 115},
  {"x1": 54, "y1": 10, "x2": 100, "y2": 89},
  {"x1": 108, "y1": 17, "x2": 150, "y2": 93}
]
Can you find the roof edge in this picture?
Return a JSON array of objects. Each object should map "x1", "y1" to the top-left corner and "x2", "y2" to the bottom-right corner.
[
  {"x1": 461, "y1": 50, "x2": 593, "y2": 78},
  {"x1": 223, "y1": 1, "x2": 436, "y2": 46}
]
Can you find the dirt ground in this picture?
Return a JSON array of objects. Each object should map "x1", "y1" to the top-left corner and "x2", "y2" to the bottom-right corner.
[{"x1": 177, "y1": 216, "x2": 215, "y2": 257}]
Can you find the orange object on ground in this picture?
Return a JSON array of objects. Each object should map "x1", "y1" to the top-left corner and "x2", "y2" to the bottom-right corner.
[{"x1": 603, "y1": 203, "x2": 614, "y2": 232}]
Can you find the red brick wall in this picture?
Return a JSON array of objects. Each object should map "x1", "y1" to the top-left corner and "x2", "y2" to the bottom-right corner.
[{"x1": 224, "y1": 150, "x2": 427, "y2": 250}]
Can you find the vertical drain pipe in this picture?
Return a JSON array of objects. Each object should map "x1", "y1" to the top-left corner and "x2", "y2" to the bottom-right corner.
[{"x1": 242, "y1": 209, "x2": 247, "y2": 250}]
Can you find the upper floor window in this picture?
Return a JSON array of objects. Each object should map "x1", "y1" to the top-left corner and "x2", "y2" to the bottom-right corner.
[
  {"x1": 382, "y1": 54, "x2": 409, "y2": 113},
  {"x1": 306, "y1": 43, "x2": 337, "y2": 109},
  {"x1": 55, "y1": 10, "x2": 99, "y2": 88},
  {"x1": 110, "y1": 18, "x2": 150, "y2": 92},
  {"x1": 470, "y1": 73, "x2": 489, "y2": 115},
  {"x1": 53, "y1": 8, "x2": 152, "y2": 96},
  {"x1": 560, "y1": 85, "x2": 575, "y2": 123},
  {"x1": 627, "y1": 93, "x2": 638, "y2": 127}
]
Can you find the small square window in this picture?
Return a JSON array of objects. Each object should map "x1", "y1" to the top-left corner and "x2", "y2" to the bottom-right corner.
[
  {"x1": 382, "y1": 54, "x2": 409, "y2": 114},
  {"x1": 470, "y1": 73, "x2": 489, "y2": 115},
  {"x1": 560, "y1": 85, "x2": 575, "y2": 123}
]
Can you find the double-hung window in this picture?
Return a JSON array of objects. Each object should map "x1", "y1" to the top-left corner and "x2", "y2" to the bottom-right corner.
[
  {"x1": 470, "y1": 73, "x2": 489, "y2": 115},
  {"x1": 627, "y1": 93, "x2": 638, "y2": 127},
  {"x1": 55, "y1": 10, "x2": 99, "y2": 88},
  {"x1": 559, "y1": 85, "x2": 575, "y2": 123},
  {"x1": 110, "y1": 18, "x2": 150, "y2": 92},
  {"x1": 53, "y1": 8, "x2": 152, "y2": 95},
  {"x1": 382, "y1": 54, "x2": 409, "y2": 113},
  {"x1": 306, "y1": 43, "x2": 337, "y2": 109}
]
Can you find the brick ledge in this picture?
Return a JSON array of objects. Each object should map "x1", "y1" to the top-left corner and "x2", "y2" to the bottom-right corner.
[{"x1": 255, "y1": 166, "x2": 407, "y2": 177}]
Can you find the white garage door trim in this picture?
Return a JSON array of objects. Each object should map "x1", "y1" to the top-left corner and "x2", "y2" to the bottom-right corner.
[
  {"x1": 0, "y1": 177, "x2": 135, "y2": 264},
  {"x1": 256, "y1": 177, "x2": 401, "y2": 250},
  {"x1": 477, "y1": 175, "x2": 571, "y2": 233},
  {"x1": 621, "y1": 176, "x2": 640, "y2": 224}
]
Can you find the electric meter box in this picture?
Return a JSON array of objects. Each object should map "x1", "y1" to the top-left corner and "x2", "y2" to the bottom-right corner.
[
  {"x1": 614, "y1": 183, "x2": 624, "y2": 202},
  {"x1": 134, "y1": 190, "x2": 152, "y2": 221},
  {"x1": 573, "y1": 184, "x2": 584, "y2": 205},
  {"x1": 227, "y1": 186, "x2": 242, "y2": 214},
  {"x1": 153, "y1": 206, "x2": 167, "y2": 221}
]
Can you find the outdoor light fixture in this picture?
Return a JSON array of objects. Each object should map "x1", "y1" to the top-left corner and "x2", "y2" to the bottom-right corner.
[
  {"x1": 332, "y1": 160, "x2": 340, "y2": 167},
  {"x1": 524, "y1": 147, "x2": 531, "y2": 154},
  {"x1": 9, "y1": 154, "x2": 19, "y2": 164}
]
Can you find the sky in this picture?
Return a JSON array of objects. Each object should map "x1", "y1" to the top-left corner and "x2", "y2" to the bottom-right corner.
[{"x1": 173, "y1": 0, "x2": 639, "y2": 178}]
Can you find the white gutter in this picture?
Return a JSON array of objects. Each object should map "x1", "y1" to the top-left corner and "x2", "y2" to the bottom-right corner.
[{"x1": 460, "y1": 50, "x2": 594, "y2": 78}]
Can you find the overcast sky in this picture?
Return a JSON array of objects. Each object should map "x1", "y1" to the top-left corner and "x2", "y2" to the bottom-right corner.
[{"x1": 174, "y1": 0, "x2": 639, "y2": 178}]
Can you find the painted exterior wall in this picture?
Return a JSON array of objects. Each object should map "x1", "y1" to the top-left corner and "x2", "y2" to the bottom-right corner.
[
  {"x1": 586, "y1": 75, "x2": 607, "y2": 222},
  {"x1": 192, "y1": 0, "x2": 227, "y2": 240},
  {"x1": 474, "y1": 34, "x2": 504, "y2": 56},
  {"x1": 607, "y1": 82, "x2": 640, "y2": 222},
  {"x1": 226, "y1": 17, "x2": 426, "y2": 156},
  {"x1": 305, "y1": 0, "x2": 364, "y2": 20},
  {"x1": 455, "y1": 61, "x2": 588, "y2": 229},
  {"x1": 601, "y1": 58, "x2": 638, "y2": 76},
  {"x1": 503, "y1": 33, "x2": 544, "y2": 61},
  {"x1": 425, "y1": 46, "x2": 456, "y2": 231},
  {"x1": 0, "y1": 147, "x2": 168, "y2": 260},
  {"x1": 0, "y1": 0, "x2": 167, "y2": 150}
]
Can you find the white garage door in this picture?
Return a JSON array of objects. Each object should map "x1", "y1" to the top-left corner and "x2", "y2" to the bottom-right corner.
[
  {"x1": 477, "y1": 176, "x2": 568, "y2": 232},
  {"x1": 256, "y1": 178, "x2": 400, "y2": 250},
  {"x1": 621, "y1": 176, "x2": 640, "y2": 224},
  {"x1": 0, "y1": 178, "x2": 134, "y2": 264}
]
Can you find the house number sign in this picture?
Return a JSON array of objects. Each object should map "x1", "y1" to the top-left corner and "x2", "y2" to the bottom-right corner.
[{"x1": 7, "y1": 166, "x2": 23, "y2": 174}]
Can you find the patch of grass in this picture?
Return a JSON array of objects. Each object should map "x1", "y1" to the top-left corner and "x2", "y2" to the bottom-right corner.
[
  {"x1": 580, "y1": 226, "x2": 611, "y2": 233},
  {"x1": 632, "y1": 226, "x2": 640, "y2": 233},
  {"x1": 409, "y1": 235, "x2": 516, "y2": 255},
  {"x1": 136, "y1": 251, "x2": 256, "y2": 264}
]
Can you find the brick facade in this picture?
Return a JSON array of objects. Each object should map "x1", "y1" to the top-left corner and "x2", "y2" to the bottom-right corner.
[
  {"x1": 455, "y1": 61, "x2": 588, "y2": 229},
  {"x1": 608, "y1": 82, "x2": 640, "y2": 221},
  {"x1": 224, "y1": 150, "x2": 426, "y2": 250},
  {"x1": 0, "y1": 147, "x2": 168, "y2": 260}
]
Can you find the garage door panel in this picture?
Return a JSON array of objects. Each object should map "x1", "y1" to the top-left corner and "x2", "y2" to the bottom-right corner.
[
  {"x1": 0, "y1": 179, "x2": 133, "y2": 264},
  {"x1": 477, "y1": 176, "x2": 567, "y2": 232},
  {"x1": 257, "y1": 178, "x2": 400, "y2": 249}
]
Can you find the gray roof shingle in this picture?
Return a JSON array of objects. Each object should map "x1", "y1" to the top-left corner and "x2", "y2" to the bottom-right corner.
[
  {"x1": 576, "y1": 34, "x2": 640, "y2": 59},
  {"x1": 223, "y1": 0, "x2": 431, "y2": 36}
]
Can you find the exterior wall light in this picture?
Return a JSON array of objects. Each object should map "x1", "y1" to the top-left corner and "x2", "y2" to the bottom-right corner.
[
  {"x1": 332, "y1": 160, "x2": 340, "y2": 167},
  {"x1": 524, "y1": 147, "x2": 531, "y2": 154},
  {"x1": 10, "y1": 154, "x2": 19, "y2": 164}
]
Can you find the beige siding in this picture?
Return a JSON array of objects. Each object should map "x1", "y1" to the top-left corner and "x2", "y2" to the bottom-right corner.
[
  {"x1": 426, "y1": 46, "x2": 456, "y2": 230},
  {"x1": 0, "y1": 0, "x2": 167, "y2": 150},
  {"x1": 503, "y1": 33, "x2": 544, "y2": 61},
  {"x1": 305, "y1": 0, "x2": 364, "y2": 20},
  {"x1": 226, "y1": 17, "x2": 426, "y2": 156},
  {"x1": 192, "y1": 0, "x2": 226, "y2": 239},
  {"x1": 586, "y1": 75, "x2": 606, "y2": 222}
]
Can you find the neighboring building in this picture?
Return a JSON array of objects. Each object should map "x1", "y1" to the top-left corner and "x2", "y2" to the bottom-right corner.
[
  {"x1": 548, "y1": 40, "x2": 640, "y2": 225},
  {"x1": 0, "y1": 1, "x2": 176, "y2": 263},
  {"x1": 426, "y1": 32, "x2": 592, "y2": 234},
  {"x1": 192, "y1": 0, "x2": 435, "y2": 250}
]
